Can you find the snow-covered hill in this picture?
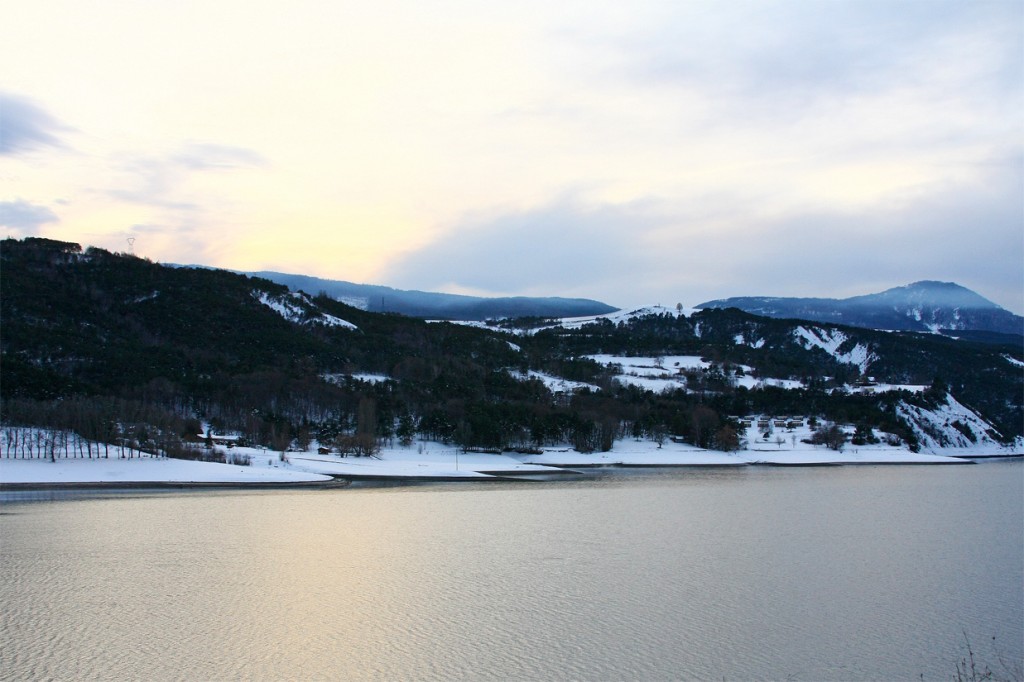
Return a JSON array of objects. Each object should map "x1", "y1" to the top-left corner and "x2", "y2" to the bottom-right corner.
[
  {"x1": 896, "y1": 394, "x2": 1024, "y2": 454},
  {"x1": 698, "y1": 281, "x2": 1023, "y2": 336}
]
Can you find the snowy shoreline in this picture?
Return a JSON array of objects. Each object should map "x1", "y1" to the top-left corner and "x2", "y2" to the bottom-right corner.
[{"x1": 1, "y1": 433, "x2": 1019, "y2": 490}]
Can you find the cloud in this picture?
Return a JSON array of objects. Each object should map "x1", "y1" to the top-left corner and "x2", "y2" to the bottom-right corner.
[
  {"x1": 0, "y1": 199, "x2": 59, "y2": 233},
  {"x1": 107, "y1": 142, "x2": 266, "y2": 208},
  {"x1": 0, "y1": 92, "x2": 70, "y2": 155},
  {"x1": 170, "y1": 143, "x2": 266, "y2": 170},
  {"x1": 382, "y1": 153, "x2": 1023, "y2": 314},
  {"x1": 382, "y1": 198, "x2": 660, "y2": 300},
  {"x1": 735, "y1": 164, "x2": 1024, "y2": 313},
  {"x1": 604, "y1": 1, "x2": 1020, "y2": 104}
]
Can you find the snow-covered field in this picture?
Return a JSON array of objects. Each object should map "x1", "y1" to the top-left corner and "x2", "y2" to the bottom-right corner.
[{"x1": 0, "y1": 454, "x2": 332, "y2": 485}]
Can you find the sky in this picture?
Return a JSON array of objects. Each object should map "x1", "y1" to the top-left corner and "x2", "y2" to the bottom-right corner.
[{"x1": 2, "y1": 0, "x2": 1022, "y2": 313}]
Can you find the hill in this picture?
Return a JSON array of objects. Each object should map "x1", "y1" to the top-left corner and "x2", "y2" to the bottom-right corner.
[
  {"x1": 697, "y1": 281, "x2": 1024, "y2": 339},
  {"x1": 2, "y1": 238, "x2": 1021, "y2": 460},
  {"x1": 248, "y1": 270, "x2": 618, "y2": 320}
]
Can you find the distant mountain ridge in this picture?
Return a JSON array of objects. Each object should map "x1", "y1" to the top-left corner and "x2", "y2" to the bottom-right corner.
[
  {"x1": 249, "y1": 271, "x2": 618, "y2": 320},
  {"x1": 697, "y1": 281, "x2": 1024, "y2": 338}
]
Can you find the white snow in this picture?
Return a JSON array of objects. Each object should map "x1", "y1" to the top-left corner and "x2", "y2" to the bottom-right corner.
[
  {"x1": 2, "y1": 424, "x2": 1010, "y2": 486},
  {"x1": 613, "y1": 375, "x2": 686, "y2": 393},
  {"x1": 586, "y1": 355, "x2": 706, "y2": 393},
  {"x1": 516, "y1": 439, "x2": 743, "y2": 467},
  {"x1": 256, "y1": 291, "x2": 307, "y2": 323},
  {"x1": 452, "y1": 305, "x2": 692, "y2": 336},
  {"x1": 588, "y1": 355, "x2": 809, "y2": 393},
  {"x1": 0, "y1": 454, "x2": 331, "y2": 484},
  {"x1": 557, "y1": 305, "x2": 692, "y2": 329},
  {"x1": 587, "y1": 354, "x2": 710, "y2": 373},
  {"x1": 896, "y1": 394, "x2": 1024, "y2": 455},
  {"x1": 793, "y1": 326, "x2": 876, "y2": 373},
  {"x1": 321, "y1": 372, "x2": 390, "y2": 385},
  {"x1": 1003, "y1": 354, "x2": 1024, "y2": 369},
  {"x1": 508, "y1": 369, "x2": 598, "y2": 393},
  {"x1": 338, "y1": 296, "x2": 369, "y2": 310},
  {"x1": 734, "y1": 376, "x2": 806, "y2": 390},
  {"x1": 737, "y1": 419, "x2": 969, "y2": 464},
  {"x1": 351, "y1": 373, "x2": 389, "y2": 384},
  {"x1": 734, "y1": 333, "x2": 766, "y2": 349},
  {"x1": 5, "y1": 397, "x2": 1020, "y2": 488},
  {"x1": 255, "y1": 291, "x2": 356, "y2": 329},
  {"x1": 317, "y1": 313, "x2": 357, "y2": 329}
]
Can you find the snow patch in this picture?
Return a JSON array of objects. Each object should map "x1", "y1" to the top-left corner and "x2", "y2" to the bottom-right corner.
[
  {"x1": 587, "y1": 354, "x2": 710, "y2": 374},
  {"x1": 508, "y1": 369, "x2": 598, "y2": 393},
  {"x1": 256, "y1": 291, "x2": 357, "y2": 329},
  {"x1": 322, "y1": 372, "x2": 390, "y2": 385},
  {"x1": 793, "y1": 326, "x2": 876, "y2": 373},
  {"x1": 733, "y1": 333, "x2": 766, "y2": 349},
  {"x1": 1003, "y1": 354, "x2": 1024, "y2": 369},
  {"x1": 734, "y1": 376, "x2": 806, "y2": 390},
  {"x1": 317, "y1": 313, "x2": 357, "y2": 329},
  {"x1": 257, "y1": 291, "x2": 307, "y2": 323}
]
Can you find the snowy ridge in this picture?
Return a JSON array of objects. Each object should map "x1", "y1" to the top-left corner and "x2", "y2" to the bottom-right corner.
[
  {"x1": 1004, "y1": 354, "x2": 1024, "y2": 369},
  {"x1": 793, "y1": 326, "x2": 876, "y2": 373},
  {"x1": 896, "y1": 394, "x2": 1023, "y2": 454},
  {"x1": 459, "y1": 305, "x2": 692, "y2": 336},
  {"x1": 255, "y1": 291, "x2": 357, "y2": 329},
  {"x1": 557, "y1": 305, "x2": 693, "y2": 329}
]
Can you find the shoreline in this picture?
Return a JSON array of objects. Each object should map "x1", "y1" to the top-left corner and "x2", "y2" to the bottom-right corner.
[
  {"x1": 0, "y1": 478, "x2": 350, "y2": 492},
  {"x1": 2, "y1": 429, "x2": 1020, "y2": 489}
]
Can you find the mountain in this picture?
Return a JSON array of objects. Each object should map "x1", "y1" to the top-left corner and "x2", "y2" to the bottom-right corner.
[
  {"x1": 696, "y1": 281, "x2": 1024, "y2": 338},
  {"x1": 2, "y1": 238, "x2": 1021, "y2": 457},
  {"x1": 248, "y1": 271, "x2": 618, "y2": 320}
]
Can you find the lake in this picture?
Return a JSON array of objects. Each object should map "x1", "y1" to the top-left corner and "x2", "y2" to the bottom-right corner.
[{"x1": 1, "y1": 461, "x2": 1021, "y2": 680}]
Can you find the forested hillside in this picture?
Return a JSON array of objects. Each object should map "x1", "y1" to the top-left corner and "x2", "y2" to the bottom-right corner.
[{"x1": 2, "y1": 237, "x2": 1021, "y2": 458}]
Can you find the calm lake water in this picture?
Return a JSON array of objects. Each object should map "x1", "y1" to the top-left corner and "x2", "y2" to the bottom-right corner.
[{"x1": 1, "y1": 461, "x2": 1021, "y2": 681}]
